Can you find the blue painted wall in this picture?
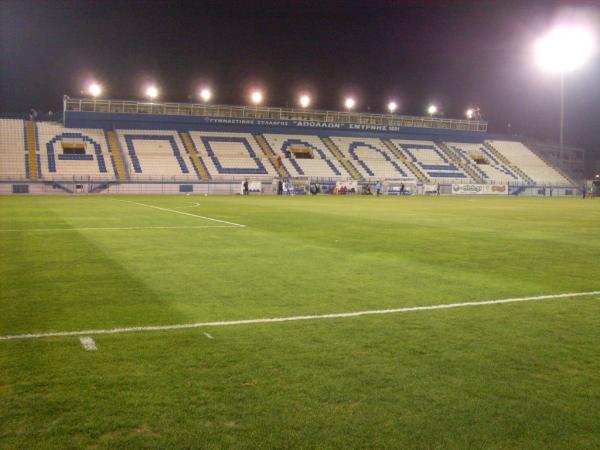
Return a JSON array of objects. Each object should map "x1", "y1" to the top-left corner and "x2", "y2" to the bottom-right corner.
[{"x1": 64, "y1": 111, "x2": 486, "y2": 143}]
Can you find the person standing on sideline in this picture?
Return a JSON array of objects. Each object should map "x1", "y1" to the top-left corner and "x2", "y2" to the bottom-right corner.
[
  {"x1": 400, "y1": 183, "x2": 405, "y2": 195},
  {"x1": 582, "y1": 184, "x2": 587, "y2": 199},
  {"x1": 375, "y1": 180, "x2": 382, "y2": 197},
  {"x1": 243, "y1": 179, "x2": 249, "y2": 196},
  {"x1": 277, "y1": 179, "x2": 283, "y2": 196}
]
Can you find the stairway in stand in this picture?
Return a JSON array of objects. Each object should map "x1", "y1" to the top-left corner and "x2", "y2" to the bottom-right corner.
[
  {"x1": 25, "y1": 121, "x2": 39, "y2": 180},
  {"x1": 381, "y1": 139, "x2": 428, "y2": 183},
  {"x1": 483, "y1": 142, "x2": 535, "y2": 184},
  {"x1": 320, "y1": 137, "x2": 362, "y2": 180},
  {"x1": 435, "y1": 140, "x2": 484, "y2": 184},
  {"x1": 254, "y1": 134, "x2": 290, "y2": 178},
  {"x1": 104, "y1": 130, "x2": 128, "y2": 180},
  {"x1": 180, "y1": 131, "x2": 210, "y2": 180}
]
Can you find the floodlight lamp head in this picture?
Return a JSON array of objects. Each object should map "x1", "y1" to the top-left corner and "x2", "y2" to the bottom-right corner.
[
  {"x1": 535, "y1": 26, "x2": 595, "y2": 73},
  {"x1": 250, "y1": 90, "x2": 263, "y2": 104},
  {"x1": 299, "y1": 94, "x2": 311, "y2": 108},
  {"x1": 200, "y1": 88, "x2": 212, "y2": 102},
  {"x1": 146, "y1": 85, "x2": 159, "y2": 99},
  {"x1": 88, "y1": 82, "x2": 102, "y2": 98}
]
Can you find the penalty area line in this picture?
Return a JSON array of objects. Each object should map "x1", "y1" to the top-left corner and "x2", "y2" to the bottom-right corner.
[
  {"x1": 117, "y1": 199, "x2": 246, "y2": 228},
  {"x1": 1, "y1": 290, "x2": 599, "y2": 341}
]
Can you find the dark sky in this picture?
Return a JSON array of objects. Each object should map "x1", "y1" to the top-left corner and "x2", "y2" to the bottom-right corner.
[{"x1": 1, "y1": 0, "x2": 599, "y2": 161}]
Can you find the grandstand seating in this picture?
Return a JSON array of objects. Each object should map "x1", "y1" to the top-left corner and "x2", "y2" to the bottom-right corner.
[
  {"x1": 487, "y1": 140, "x2": 570, "y2": 185},
  {"x1": 445, "y1": 142, "x2": 521, "y2": 184},
  {"x1": 390, "y1": 139, "x2": 469, "y2": 183},
  {"x1": 117, "y1": 130, "x2": 195, "y2": 180},
  {"x1": 189, "y1": 131, "x2": 278, "y2": 179},
  {"x1": 263, "y1": 134, "x2": 347, "y2": 178},
  {"x1": 328, "y1": 137, "x2": 411, "y2": 179},
  {"x1": 0, "y1": 119, "x2": 26, "y2": 179},
  {"x1": 0, "y1": 118, "x2": 578, "y2": 187},
  {"x1": 37, "y1": 122, "x2": 115, "y2": 180}
]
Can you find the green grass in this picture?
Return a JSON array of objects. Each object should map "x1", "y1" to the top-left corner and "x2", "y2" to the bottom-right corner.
[{"x1": 1, "y1": 195, "x2": 599, "y2": 448}]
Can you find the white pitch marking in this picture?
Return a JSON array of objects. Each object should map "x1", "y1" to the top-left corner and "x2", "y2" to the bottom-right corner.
[
  {"x1": 79, "y1": 337, "x2": 97, "y2": 351},
  {"x1": 118, "y1": 199, "x2": 246, "y2": 227},
  {"x1": 0, "y1": 290, "x2": 598, "y2": 341},
  {"x1": 0, "y1": 225, "x2": 242, "y2": 232},
  {"x1": 203, "y1": 332, "x2": 214, "y2": 339}
]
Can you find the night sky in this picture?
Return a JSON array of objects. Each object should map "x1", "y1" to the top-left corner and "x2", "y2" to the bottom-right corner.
[{"x1": 1, "y1": 0, "x2": 599, "y2": 165}]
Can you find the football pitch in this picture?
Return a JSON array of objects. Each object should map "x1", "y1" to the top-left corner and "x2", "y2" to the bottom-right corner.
[{"x1": 1, "y1": 194, "x2": 599, "y2": 448}]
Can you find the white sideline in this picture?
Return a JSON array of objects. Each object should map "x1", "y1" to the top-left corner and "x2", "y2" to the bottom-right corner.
[
  {"x1": 0, "y1": 291, "x2": 598, "y2": 341},
  {"x1": 118, "y1": 200, "x2": 246, "y2": 228},
  {"x1": 0, "y1": 225, "x2": 242, "y2": 232}
]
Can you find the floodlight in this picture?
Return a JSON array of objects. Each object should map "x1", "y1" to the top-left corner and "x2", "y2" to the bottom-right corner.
[
  {"x1": 427, "y1": 104, "x2": 438, "y2": 116},
  {"x1": 250, "y1": 90, "x2": 263, "y2": 105},
  {"x1": 344, "y1": 97, "x2": 355, "y2": 110},
  {"x1": 535, "y1": 26, "x2": 595, "y2": 153},
  {"x1": 387, "y1": 101, "x2": 397, "y2": 113},
  {"x1": 146, "y1": 85, "x2": 159, "y2": 100},
  {"x1": 200, "y1": 88, "x2": 212, "y2": 102},
  {"x1": 299, "y1": 94, "x2": 311, "y2": 108},
  {"x1": 535, "y1": 26, "x2": 595, "y2": 73},
  {"x1": 88, "y1": 82, "x2": 102, "y2": 98},
  {"x1": 466, "y1": 108, "x2": 474, "y2": 119}
]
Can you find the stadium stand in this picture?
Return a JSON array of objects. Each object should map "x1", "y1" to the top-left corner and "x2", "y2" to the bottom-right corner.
[
  {"x1": 0, "y1": 119, "x2": 26, "y2": 179},
  {"x1": 390, "y1": 139, "x2": 469, "y2": 183},
  {"x1": 37, "y1": 122, "x2": 115, "y2": 180},
  {"x1": 487, "y1": 140, "x2": 570, "y2": 185},
  {"x1": 188, "y1": 131, "x2": 278, "y2": 180},
  {"x1": 0, "y1": 101, "x2": 581, "y2": 192},
  {"x1": 445, "y1": 142, "x2": 522, "y2": 184},
  {"x1": 263, "y1": 134, "x2": 347, "y2": 179},
  {"x1": 116, "y1": 129, "x2": 195, "y2": 180},
  {"x1": 328, "y1": 137, "x2": 411, "y2": 180},
  {"x1": 320, "y1": 137, "x2": 363, "y2": 180}
]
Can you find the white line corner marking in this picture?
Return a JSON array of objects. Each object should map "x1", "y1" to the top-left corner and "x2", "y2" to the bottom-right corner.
[
  {"x1": 1, "y1": 291, "x2": 598, "y2": 341},
  {"x1": 119, "y1": 200, "x2": 246, "y2": 228},
  {"x1": 79, "y1": 337, "x2": 97, "y2": 351}
]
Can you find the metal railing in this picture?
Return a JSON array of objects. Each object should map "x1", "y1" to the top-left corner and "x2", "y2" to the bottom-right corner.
[{"x1": 63, "y1": 97, "x2": 487, "y2": 132}]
